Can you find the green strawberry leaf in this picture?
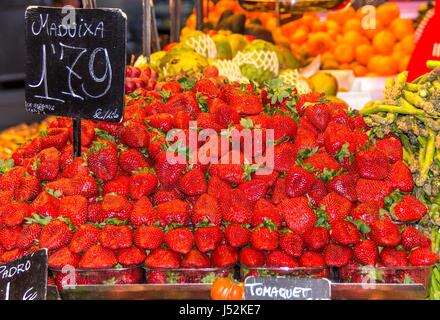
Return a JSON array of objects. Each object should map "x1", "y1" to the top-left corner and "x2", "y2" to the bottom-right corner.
[
  {"x1": 177, "y1": 77, "x2": 195, "y2": 91},
  {"x1": 315, "y1": 205, "x2": 330, "y2": 230},
  {"x1": 182, "y1": 164, "x2": 194, "y2": 175},
  {"x1": 57, "y1": 217, "x2": 76, "y2": 231},
  {"x1": 335, "y1": 142, "x2": 352, "y2": 163},
  {"x1": 39, "y1": 130, "x2": 48, "y2": 138},
  {"x1": 0, "y1": 158, "x2": 15, "y2": 174},
  {"x1": 25, "y1": 213, "x2": 52, "y2": 226},
  {"x1": 346, "y1": 216, "x2": 371, "y2": 234},
  {"x1": 94, "y1": 128, "x2": 115, "y2": 142},
  {"x1": 319, "y1": 168, "x2": 346, "y2": 184},
  {"x1": 45, "y1": 188, "x2": 62, "y2": 199},
  {"x1": 240, "y1": 118, "x2": 254, "y2": 129},
  {"x1": 201, "y1": 272, "x2": 218, "y2": 284},
  {"x1": 384, "y1": 189, "x2": 404, "y2": 210},
  {"x1": 102, "y1": 277, "x2": 118, "y2": 285},
  {"x1": 242, "y1": 163, "x2": 262, "y2": 181},
  {"x1": 196, "y1": 93, "x2": 209, "y2": 113},
  {"x1": 132, "y1": 167, "x2": 156, "y2": 175},
  {"x1": 160, "y1": 90, "x2": 172, "y2": 103}
]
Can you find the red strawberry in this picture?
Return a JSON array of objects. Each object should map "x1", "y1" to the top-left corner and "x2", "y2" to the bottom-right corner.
[
  {"x1": 354, "y1": 149, "x2": 390, "y2": 180},
  {"x1": 351, "y1": 201, "x2": 381, "y2": 225},
  {"x1": 194, "y1": 225, "x2": 223, "y2": 253},
  {"x1": 227, "y1": 90, "x2": 262, "y2": 115},
  {"x1": 239, "y1": 247, "x2": 266, "y2": 267},
  {"x1": 12, "y1": 138, "x2": 41, "y2": 166},
  {"x1": 213, "y1": 163, "x2": 245, "y2": 185},
  {"x1": 211, "y1": 244, "x2": 238, "y2": 267},
  {"x1": 133, "y1": 225, "x2": 163, "y2": 250},
  {"x1": 79, "y1": 244, "x2": 117, "y2": 269},
  {"x1": 356, "y1": 179, "x2": 392, "y2": 204},
  {"x1": 15, "y1": 175, "x2": 41, "y2": 202},
  {"x1": 119, "y1": 121, "x2": 149, "y2": 148},
  {"x1": 69, "y1": 224, "x2": 100, "y2": 254},
  {"x1": 152, "y1": 187, "x2": 183, "y2": 205},
  {"x1": 285, "y1": 166, "x2": 315, "y2": 198},
  {"x1": 224, "y1": 224, "x2": 251, "y2": 248},
  {"x1": 30, "y1": 191, "x2": 60, "y2": 218},
  {"x1": 49, "y1": 247, "x2": 80, "y2": 269},
  {"x1": 222, "y1": 203, "x2": 252, "y2": 225},
  {"x1": 17, "y1": 224, "x2": 42, "y2": 250},
  {"x1": 119, "y1": 148, "x2": 148, "y2": 173},
  {"x1": 304, "y1": 153, "x2": 341, "y2": 174},
  {"x1": 196, "y1": 113, "x2": 222, "y2": 131},
  {"x1": 99, "y1": 225, "x2": 133, "y2": 250},
  {"x1": 59, "y1": 195, "x2": 88, "y2": 226},
  {"x1": 145, "y1": 248, "x2": 181, "y2": 269},
  {"x1": 280, "y1": 230, "x2": 304, "y2": 257},
  {"x1": 33, "y1": 147, "x2": 60, "y2": 181},
  {"x1": 192, "y1": 194, "x2": 221, "y2": 226},
  {"x1": 178, "y1": 168, "x2": 207, "y2": 196},
  {"x1": 87, "y1": 141, "x2": 118, "y2": 181},
  {"x1": 181, "y1": 249, "x2": 211, "y2": 268},
  {"x1": 299, "y1": 251, "x2": 325, "y2": 267},
  {"x1": 296, "y1": 92, "x2": 324, "y2": 114},
  {"x1": 145, "y1": 113, "x2": 174, "y2": 132},
  {"x1": 164, "y1": 227, "x2": 193, "y2": 254},
  {"x1": 401, "y1": 226, "x2": 431, "y2": 250},
  {"x1": 102, "y1": 176, "x2": 130, "y2": 196},
  {"x1": 101, "y1": 194, "x2": 133, "y2": 221},
  {"x1": 87, "y1": 202, "x2": 103, "y2": 223},
  {"x1": 39, "y1": 220, "x2": 73, "y2": 251},
  {"x1": 194, "y1": 78, "x2": 220, "y2": 99},
  {"x1": 380, "y1": 247, "x2": 408, "y2": 267},
  {"x1": 117, "y1": 246, "x2": 146, "y2": 266},
  {"x1": 129, "y1": 168, "x2": 158, "y2": 200},
  {"x1": 326, "y1": 172, "x2": 357, "y2": 202},
  {"x1": 330, "y1": 220, "x2": 361, "y2": 245},
  {"x1": 272, "y1": 142, "x2": 297, "y2": 172},
  {"x1": 306, "y1": 179, "x2": 328, "y2": 206},
  {"x1": 160, "y1": 81, "x2": 181, "y2": 94},
  {"x1": 0, "y1": 202, "x2": 29, "y2": 227},
  {"x1": 154, "y1": 151, "x2": 186, "y2": 188},
  {"x1": 269, "y1": 114, "x2": 298, "y2": 140},
  {"x1": 1, "y1": 248, "x2": 23, "y2": 263},
  {"x1": 279, "y1": 197, "x2": 316, "y2": 234},
  {"x1": 375, "y1": 138, "x2": 403, "y2": 163},
  {"x1": 41, "y1": 128, "x2": 69, "y2": 150},
  {"x1": 319, "y1": 192, "x2": 352, "y2": 222},
  {"x1": 304, "y1": 103, "x2": 331, "y2": 131},
  {"x1": 238, "y1": 179, "x2": 268, "y2": 204},
  {"x1": 386, "y1": 161, "x2": 414, "y2": 192},
  {"x1": 207, "y1": 176, "x2": 232, "y2": 200},
  {"x1": 323, "y1": 122, "x2": 354, "y2": 156},
  {"x1": 0, "y1": 227, "x2": 21, "y2": 250},
  {"x1": 408, "y1": 247, "x2": 438, "y2": 266},
  {"x1": 157, "y1": 199, "x2": 190, "y2": 226},
  {"x1": 173, "y1": 111, "x2": 191, "y2": 129},
  {"x1": 353, "y1": 240, "x2": 378, "y2": 266},
  {"x1": 303, "y1": 226, "x2": 330, "y2": 251},
  {"x1": 0, "y1": 166, "x2": 25, "y2": 193},
  {"x1": 215, "y1": 104, "x2": 240, "y2": 127},
  {"x1": 267, "y1": 250, "x2": 299, "y2": 268},
  {"x1": 370, "y1": 219, "x2": 401, "y2": 247},
  {"x1": 251, "y1": 219, "x2": 279, "y2": 251},
  {"x1": 324, "y1": 243, "x2": 353, "y2": 267},
  {"x1": 252, "y1": 198, "x2": 282, "y2": 227},
  {"x1": 130, "y1": 196, "x2": 157, "y2": 227},
  {"x1": 163, "y1": 92, "x2": 199, "y2": 116},
  {"x1": 392, "y1": 195, "x2": 427, "y2": 222},
  {"x1": 61, "y1": 157, "x2": 89, "y2": 178},
  {"x1": 271, "y1": 176, "x2": 287, "y2": 205},
  {"x1": 96, "y1": 121, "x2": 122, "y2": 137}
]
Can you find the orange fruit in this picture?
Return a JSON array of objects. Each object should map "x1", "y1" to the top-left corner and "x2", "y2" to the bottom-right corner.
[
  {"x1": 400, "y1": 34, "x2": 415, "y2": 54},
  {"x1": 376, "y1": 2, "x2": 400, "y2": 26},
  {"x1": 335, "y1": 43, "x2": 355, "y2": 64},
  {"x1": 390, "y1": 18, "x2": 415, "y2": 40},
  {"x1": 339, "y1": 63, "x2": 353, "y2": 70},
  {"x1": 311, "y1": 20, "x2": 327, "y2": 32},
  {"x1": 369, "y1": 55, "x2": 398, "y2": 76},
  {"x1": 307, "y1": 32, "x2": 332, "y2": 56},
  {"x1": 266, "y1": 17, "x2": 277, "y2": 31},
  {"x1": 373, "y1": 30, "x2": 397, "y2": 54},
  {"x1": 355, "y1": 44, "x2": 375, "y2": 65},
  {"x1": 343, "y1": 30, "x2": 368, "y2": 47},
  {"x1": 302, "y1": 13, "x2": 319, "y2": 28},
  {"x1": 363, "y1": 19, "x2": 384, "y2": 39},
  {"x1": 399, "y1": 55, "x2": 411, "y2": 72},
  {"x1": 290, "y1": 28, "x2": 308, "y2": 45},
  {"x1": 327, "y1": 6, "x2": 356, "y2": 25},
  {"x1": 353, "y1": 64, "x2": 368, "y2": 76},
  {"x1": 367, "y1": 55, "x2": 383, "y2": 74},
  {"x1": 343, "y1": 18, "x2": 363, "y2": 33},
  {"x1": 325, "y1": 20, "x2": 341, "y2": 33}
]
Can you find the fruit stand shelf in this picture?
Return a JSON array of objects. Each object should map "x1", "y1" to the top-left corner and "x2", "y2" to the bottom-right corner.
[{"x1": 48, "y1": 283, "x2": 427, "y2": 300}]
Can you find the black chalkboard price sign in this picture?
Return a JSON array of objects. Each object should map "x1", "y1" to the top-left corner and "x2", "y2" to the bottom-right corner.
[
  {"x1": 25, "y1": 6, "x2": 127, "y2": 122},
  {"x1": 0, "y1": 249, "x2": 48, "y2": 300},
  {"x1": 245, "y1": 276, "x2": 331, "y2": 300}
]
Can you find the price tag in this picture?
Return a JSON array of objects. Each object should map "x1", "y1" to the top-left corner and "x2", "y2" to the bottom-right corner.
[
  {"x1": 0, "y1": 249, "x2": 48, "y2": 300},
  {"x1": 24, "y1": 6, "x2": 127, "y2": 122},
  {"x1": 245, "y1": 276, "x2": 331, "y2": 300}
]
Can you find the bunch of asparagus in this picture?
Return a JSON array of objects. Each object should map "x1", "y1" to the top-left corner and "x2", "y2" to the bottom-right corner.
[{"x1": 362, "y1": 65, "x2": 440, "y2": 225}]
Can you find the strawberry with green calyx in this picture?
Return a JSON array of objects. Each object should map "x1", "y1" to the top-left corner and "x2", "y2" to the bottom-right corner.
[
  {"x1": 285, "y1": 165, "x2": 315, "y2": 198},
  {"x1": 326, "y1": 172, "x2": 357, "y2": 202},
  {"x1": 239, "y1": 247, "x2": 266, "y2": 268},
  {"x1": 30, "y1": 191, "x2": 60, "y2": 218},
  {"x1": 345, "y1": 216, "x2": 371, "y2": 235},
  {"x1": 250, "y1": 218, "x2": 279, "y2": 251},
  {"x1": 334, "y1": 142, "x2": 353, "y2": 164},
  {"x1": 318, "y1": 168, "x2": 346, "y2": 184},
  {"x1": 386, "y1": 161, "x2": 414, "y2": 192},
  {"x1": 48, "y1": 247, "x2": 80, "y2": 269},
  {"x1": 164, "y1": 224, "x2": 194, "y2": 254},
  {"x1": 211, "y1": 244, "x2": 238, "y2": 268},
  {"x1": 370, "y1": 219, "x2": 401, "y2": 247},
  {"x1": 351, "y1": 201, "x2": 381, "y2": 225},
  {"x1": 130, "y1": 196, "x2": 157, "y2": 227},
  {"x1": 30, "y1": 147, "x2": 60, "y2": 182},
  {"x1": 380, "y1": 247, "x2": 408, "y2": 267},
  {"x1": 224, "y1": 223, "x2": 251, "y2": 248},
  {"x1": 157, "y1": 199, "x2": 190, "y2": 227},
  {"x1": 279, "y1": 229, "x2": 304, "y2": 258},
  {"x1": 79, "y1": 244, "x2": 118, "y2": 269},
  {"x1": 306, "y1": 179, "x2": 328, "y2": 207},
  {"x1": 353, "y1": 240, "x2": 379, "y2": 266},
  {"x1": 117, "y1": 246, "x2": 146, "y2": 267},
  {"x1": 279, "y1": 196, "x2": 316, "y2": 234},
  {"x1": 242, "y1": 163, "x2": 262, "y2": 182},
  {"x1": 0, "y1": 226, "x2": 22, "y2": 250},
  {"x1": 267, "y1": 250, "x2": 299, "y2": 269},
  {"x1": 408, "y1": 247, "x2": 438, "y2": 266},
  {"x1": 99, "y1": 224, "x2": 133, "y2": 250},
  {"x1": 145, "y1": 113, "x2": 174, "y2": 133},
  {"x1": 182, "y1": 248, "x2": 211, "y2": 268},
  {"x1": 40, "y1": 128, "x2": 69, "y2": 150},
  {"x1": 119, "y1": 120, "x2": 149, "y2": 148},
  {"x1": 252, "y1": 198, "x2": 282, "y2": 227},
  {"x1": 163, "y1": 91, "x2": 199, "y2": 116},
  {"x1": 39, "y1": 219, "x2": 74, "y2": 251},
  {"x1": 69, "y1": 224, "x2": 101, "y2": 254},
  {"x1": 391, "y1": 195, "x2": 428, "y2": 222},
  {"x1": 178, "y1": 168, "x2": 207, "y2": 196},
  {"x1": 299, "y1": 251, "x2": 325, "y2": 268},
  {"x1": 87, "y1": 141, "x2": 118, "y2": 181},
  {"x1": 101, "y1": 193, "x2": 133, "y2": 221},
  {"x1": 16, "y1": 223, "x2": 42, "y2": 250},
  {"x1": 59, "y1": 195, "x2": 88, "y2": 226},
  {"x1": 303, "y1": 153, "x2": 342, "y2": 175},
  {"x1": 192, "y1": 193, "x2": 221, "y2": 226},
  {"x1": 133, "y1": 224, "x2": 163, "y2": 250},
  {"x1": 193, "y1": 220, "x2": 223, "y2": 253},
  {"x1": 401, "y1": 226, "x2": 432, "y2": 250},
  {"x1": 323, "y1": 122, "x2": 355, "y2": 156},
  {"x1": 119, "y1": 148, "x2": 149, "y2": 174},
  {"x1": 330, "y1": 220, "x2": 361, "y2": 246},
  {"x1": 303, "y1": 226, "x2": 330, "y2": 251},
  {"x1": 319, "y1": 192, "x2": 352, "y2": 222},
  {"x1": 145, "y1": 248, "x2": 181, "y2": 269},
  {"x1": 102, "y1": 176, "x2": 130, "y2": 197},
  {"x1": 323, "y1": 243, "x2": 353, "y2": 267},
  {"x1": 129, "y1": 167, "x2": 158, "y2": 200}
]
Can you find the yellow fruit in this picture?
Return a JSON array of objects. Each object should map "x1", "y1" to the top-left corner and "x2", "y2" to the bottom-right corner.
[
  {"x1": 335, "y1": 43, "x2": 355, "y2": 64},
  {"x1": 376, "y1": 2, "x2": 400, "y2": 26},
  {"x1": 343, "y1": 18, "x2": 363, "y2": 33},
  {"x1": 355, "y1": 44, "x2": 375, "y2": 65},
  {"x1": 343, "y1": 30, "x2": 368, "y2": 47},
  {"x1": 364, "y1": 20, "x2": 384, "y2": 40},
  {"x1": 353, "y1": 64, "x2": 368, "y2": 76},
  {"x1": 390, "y1": 18, "x2": 415, "y2": 40},
  {"x1": 373, "y1": 30, "x2": 396, "y2": 55}
]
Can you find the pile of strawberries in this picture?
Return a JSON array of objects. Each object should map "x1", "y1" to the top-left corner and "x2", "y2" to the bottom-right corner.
[
  {"x1": 125, "y1": 66, "x2": 158, "y2": 94},
  {"x1": 0, "y1": 66, "x2": 437, "y2": 286}
]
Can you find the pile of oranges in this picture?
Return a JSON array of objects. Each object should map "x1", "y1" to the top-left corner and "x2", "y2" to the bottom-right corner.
[{"x1": 279, "y1": 2, "x2": 415, "y2": 76}]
